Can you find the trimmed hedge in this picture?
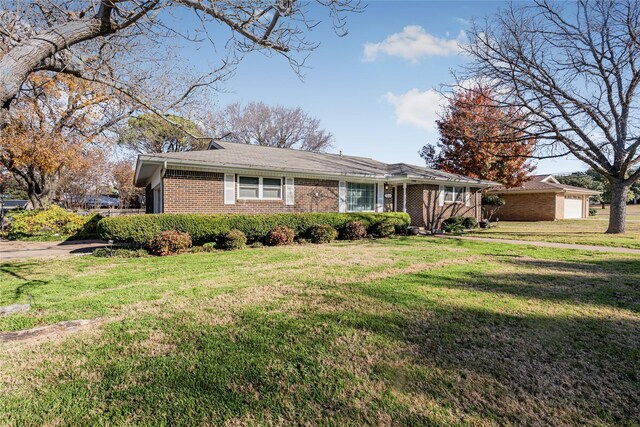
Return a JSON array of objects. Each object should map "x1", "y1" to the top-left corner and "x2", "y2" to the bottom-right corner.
[{"x1": 97, "y1": 212, "x2": 410, "y2": 246}]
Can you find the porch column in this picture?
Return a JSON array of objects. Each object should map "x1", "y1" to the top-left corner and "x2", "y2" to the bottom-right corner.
[
  {"x1": 394, "y1": 185, "x2": 398, "y2": 212},
  {"x1": 402, "y1": 183, "x2": 407, "y2": 213}
]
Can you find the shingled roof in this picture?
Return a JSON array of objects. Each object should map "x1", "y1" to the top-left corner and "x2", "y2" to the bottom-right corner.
[
  {"x1": 486, "y1": 174, "x2": 601, "y2": 195},
  {"x1": 135, "y1": 141, "x2": 496, "y2": 187}
]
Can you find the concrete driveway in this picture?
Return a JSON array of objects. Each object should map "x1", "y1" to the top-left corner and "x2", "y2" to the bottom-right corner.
[{"x1": 0, "y1": 240, "x2": 108, "y2": 261}]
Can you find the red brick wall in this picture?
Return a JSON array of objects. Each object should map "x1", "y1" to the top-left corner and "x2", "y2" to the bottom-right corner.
[
  {"x1": 161, "y1": 169, "x2": 481, "y2": 226},
  {"x1": 496, "y1": 192, "x2": 559, "y2": 221},
  {"x1": 162, "y1": 170, "x2": 339, "y2": 214},
  {"x1": 397, "y1": 184, "x2": 480, "y2": 227}
]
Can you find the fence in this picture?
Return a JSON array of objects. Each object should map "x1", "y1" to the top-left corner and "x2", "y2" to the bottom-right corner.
[{"x1": 74, "y1": 208, "x2": 145, "y2": 217}]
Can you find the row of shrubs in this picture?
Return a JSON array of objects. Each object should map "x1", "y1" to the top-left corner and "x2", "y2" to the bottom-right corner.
[
  {"x1": 104, "y1": 217, "x2": 400, "y2": 257},
  {"x1": 5, "y1": 205, "x2": 102, "y2": 240},
  {"x1": 96, "y1": 212, "x2": 410, "y2": 247}
]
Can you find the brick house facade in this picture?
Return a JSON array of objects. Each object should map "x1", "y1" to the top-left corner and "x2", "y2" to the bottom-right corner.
[
  {"x1": 485, "y1": 175, "x2": 600, "y2": 221},
  {"x1": 160, "y1": 170, "x2": 339, "y2": 214},
  {"x1": 136, "y1": 142, "x2": 495, "y2": 228}
]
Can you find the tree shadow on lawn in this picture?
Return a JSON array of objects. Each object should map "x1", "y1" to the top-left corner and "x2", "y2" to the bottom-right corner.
[
  {"x1": 0, "y1": 262, "x2": 49, "y2": 303},
  {"x1": 5, "y1": 267, "x2": 639, "y2": 426},
  {"x1": 338, "y1": 275, "x2": 640, "y2": 425},
  {"x1": 417, "y1": 257, "x2": 640, "y2": 314}
]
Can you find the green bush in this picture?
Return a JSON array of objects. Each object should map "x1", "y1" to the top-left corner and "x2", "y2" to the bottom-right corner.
[
  {"x1": 370, "y1": 220, "x2": 396, "y2": 237},
  {"x1": 462, "y1": 217, "x2": 478, "y2": 229},
  {"x1": 265, "y1": 225, "x2": 295, "y2": 246},
  {"x1": 8, "y1": 205, "x2": 102, "y2": 240},
  {"x1": 441, "y1": 216, "x2": 465, "y2": 233},
  {"x1": 481, "y1": 194, "x2": 506, "y2": 207},
  {"x1": 308, "y1": 224, "x2": 337, "y2": 244},
  {"x1": 589, "y1": 207, "x2": 598, "y2": 217},
  {"x1": 340, "y1": 220, "x2": 367, "y2": 240},
  {"x1": 146, "y1": 230, "x2": 192, "y2": 256},
  {"x1": 202, "y1": 242, "x2": 217, "y2": 252},
  {"x1": 93, "y1": 248, "x2": 149, "y2": 258},
  {"x1": 97, "y1": 212, "x2": 410, "y2": 246},
  {"x1": 218, "y1": 229, "x2": 247, "y2": 250}
]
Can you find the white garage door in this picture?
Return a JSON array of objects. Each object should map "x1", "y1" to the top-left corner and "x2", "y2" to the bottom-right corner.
[{"x1": 564, "y1": 196, "x2": 583, "y2": 219}]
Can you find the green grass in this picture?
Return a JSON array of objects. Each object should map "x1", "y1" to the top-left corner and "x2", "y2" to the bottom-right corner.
[
  {"x1": 1, "y1": 238, "x2": 639, "y2": 426},
  {"x1": 591, "y1": 204, "x2": 640, "y2": 221},
  {"x1": 468, "y1": 213, "x2": 640, "y2": 249}
]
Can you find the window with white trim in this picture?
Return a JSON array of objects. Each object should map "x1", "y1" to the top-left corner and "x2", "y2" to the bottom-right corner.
[
  {"x1": 347, "y1": 182, "x2": 375, "y2": 212},
  {"x1": 443, "y1": 186, "x2": 466, "y2": 203},
  {"x1": 238, "y1": 176, "x2": 282, "y2": 200},
  {"x1": 262, "y1": 178, "x2": 282, "y2": 199}
]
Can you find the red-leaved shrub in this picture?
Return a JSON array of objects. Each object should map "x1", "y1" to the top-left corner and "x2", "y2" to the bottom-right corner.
[
  {"x1": 147, "y1": 230, "x2": 192, "y2": 256},
  {"x1": 340, "y1": 220, "x2": 367, "y2": 240},
  {"x1": 265, "y1": 225, "x2": 295, "y2": 246}
]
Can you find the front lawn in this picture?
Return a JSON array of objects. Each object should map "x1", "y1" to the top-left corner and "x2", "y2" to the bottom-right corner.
[
  {"x1": 469, "y1": 217, "x2": 640, "y2": 249},
  {"x1": 1, "y1": 238, "x2": 638, "y2": 425}
]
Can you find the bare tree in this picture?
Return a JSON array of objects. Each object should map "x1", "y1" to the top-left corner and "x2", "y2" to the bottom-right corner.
[
  {"x1": 463, "y1": 0, "x2": 640, "y2": 234},
  {"x1": 0, "y1": 1, "x2": 360, "y2": 134},
  {"x1": 208, "y1": 101, "x2": 333, "y2": 151}
]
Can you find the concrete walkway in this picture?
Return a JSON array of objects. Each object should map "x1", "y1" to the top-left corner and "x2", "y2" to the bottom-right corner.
[
  {"x1": 0, "y1": 240, "x2": 108, "y2": 261},
  {"x1": 435, "y1": 235, "x2": 640, "y2": 255}
]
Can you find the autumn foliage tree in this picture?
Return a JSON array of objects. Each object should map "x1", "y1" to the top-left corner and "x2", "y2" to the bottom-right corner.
[
  {"x1": 111, "y1": 160, "x2": 142, "y2": 208},
  {"x1": 57, "y1": 148, "x2": 112, "y2": 209},
  {"x1": 0, "y1": 73, "x2": 128, "y2": 208},
  {"x1": 420, "y1": 85, "x2": 536, "y2": 187}
]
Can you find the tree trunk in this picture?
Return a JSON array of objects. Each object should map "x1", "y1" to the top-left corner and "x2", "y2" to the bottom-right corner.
[
  {"x1": 606, "y1": 180, "x2": 628, "y2": 234},
  {"x1": 0, "y1": 18, "x2": 108, "y2": 129},
  {"x1": 12, "y1": 170, "x2": 57, "y2": 210}
]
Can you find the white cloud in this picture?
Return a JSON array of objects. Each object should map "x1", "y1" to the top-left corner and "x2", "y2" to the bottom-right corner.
[
  {"x1": 363, "y1": 26, "x2": 466, "y2": 63},
  {"x1": 383, "y1": 88, "x2": 444, "y2": 132}
]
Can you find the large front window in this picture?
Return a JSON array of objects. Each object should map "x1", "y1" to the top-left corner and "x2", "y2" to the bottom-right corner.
[
  {"x1": 238, "y1": 176, "x2": 282, "y2": 199},
  {"x1": 347, "y1": 182, "x2": 375, "y2": 212}
]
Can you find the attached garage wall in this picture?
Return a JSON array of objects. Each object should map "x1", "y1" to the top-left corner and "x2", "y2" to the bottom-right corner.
[{"x1": 495, "y1": 192, "x2": 559, "y2": 221}]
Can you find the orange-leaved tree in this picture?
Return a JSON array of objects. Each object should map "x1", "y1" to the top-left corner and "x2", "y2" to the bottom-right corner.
[
  {"x1": 420, "y1": 85, "x2": 536, "y2": 188},
  {"x1": 111, "y1": 160, "x2": 142, "y2": 208},
  {"x1": 0, "y1": 73, "x2": 128, "y2": 208}
]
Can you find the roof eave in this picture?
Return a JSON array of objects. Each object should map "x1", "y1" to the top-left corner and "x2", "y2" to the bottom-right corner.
[{"x1": 134, "y1": 156, "x2": 497, "y2": 187}]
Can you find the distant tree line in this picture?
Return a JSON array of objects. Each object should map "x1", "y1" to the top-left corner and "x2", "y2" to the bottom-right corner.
[{"x1": 556, "y1": 171, "x2": 640, "y2": 206}]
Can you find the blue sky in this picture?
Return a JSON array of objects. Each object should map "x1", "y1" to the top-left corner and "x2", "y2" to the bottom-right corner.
[{"x1": 177, "y1": 1, "x2": 587, "y2": 175}]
